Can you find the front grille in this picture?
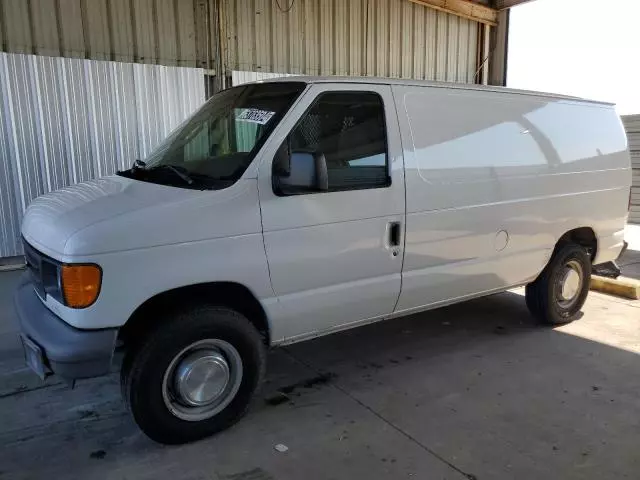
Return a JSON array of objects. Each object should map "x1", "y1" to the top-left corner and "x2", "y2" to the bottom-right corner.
[{"x1": 22, "y1": 239, "x2": 55, "y2": 300}]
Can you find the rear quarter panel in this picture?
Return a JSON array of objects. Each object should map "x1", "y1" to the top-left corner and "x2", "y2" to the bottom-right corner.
[{"x1": 393, "y1": 85, "x2": 630, "y2": 312}]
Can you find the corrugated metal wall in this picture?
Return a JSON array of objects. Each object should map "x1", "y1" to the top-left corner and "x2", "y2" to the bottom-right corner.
[
  {"x1": 1, "y1": 0, "x2": 484, "y2": 82},
  {"x1": 222, "y1": 0, "x2": 479, "y2": 83},
  {"x1": 623, "y1": 114, "x2": 640, "y2": 224},
  {"x1": 0, "y1": 52, "x2": 205, "y2": 258},
  {"x1": 0, "y1": 0, "x2": 482, "y2": 82},
  {"x1": 0, "y1": 0, "x2": 199, "y2": 66},
  {"x1": 231, "y1": 69, "x2": 297, "y2": 85}
]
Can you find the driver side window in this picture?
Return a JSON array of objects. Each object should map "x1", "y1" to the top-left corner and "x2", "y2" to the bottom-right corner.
[{"x1": 288, "y1": 91, "x2": 389, "y2": 191}]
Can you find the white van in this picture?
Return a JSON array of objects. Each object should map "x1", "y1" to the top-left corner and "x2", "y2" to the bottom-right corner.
[{"x1": 14, "y1": 77, "x2": 631, "y2": 444}]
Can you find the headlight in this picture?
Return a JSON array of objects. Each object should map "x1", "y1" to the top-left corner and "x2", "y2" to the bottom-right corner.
[{"x1": 60, "y1": 264, "x2": 102, "y2": 308}]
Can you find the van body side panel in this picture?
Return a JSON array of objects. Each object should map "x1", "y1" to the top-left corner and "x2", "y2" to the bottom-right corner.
[{"x1": 394, "y1": 85, "x2": 630, "y2": 312}]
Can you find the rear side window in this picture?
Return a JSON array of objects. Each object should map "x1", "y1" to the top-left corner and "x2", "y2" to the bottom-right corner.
[{"x1": 288, "y1": 91, "x2": 389, "y2": 191}]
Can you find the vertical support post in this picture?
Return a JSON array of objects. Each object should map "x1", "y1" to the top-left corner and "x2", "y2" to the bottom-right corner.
[
  {"x1": 195, "y1": 0, "x2": 226, "y2": 96},
  {"x1": 194, "y1": 0, "x2": 211, "y2": 71},
  {"x1": 214, "y1": 0, "x2": 228, "y2": 91},
  {"x1": 482, "y1": 23, "x2": 491, "y2": 85},
  {"x1": 488, "y1": 9, "x2": 510, "y2": 86}
]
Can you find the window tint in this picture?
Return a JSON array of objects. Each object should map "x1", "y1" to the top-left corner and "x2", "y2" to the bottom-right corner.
[{"x1": 288, "y1": 91, "x2": 389, "y2": 191}]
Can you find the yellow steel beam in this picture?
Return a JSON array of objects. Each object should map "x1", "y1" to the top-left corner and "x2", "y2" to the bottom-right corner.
[{"x1": 408, "y1": 0, "x2": 498, "y2": 26}]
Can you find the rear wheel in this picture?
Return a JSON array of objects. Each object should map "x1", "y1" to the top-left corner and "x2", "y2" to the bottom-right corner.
[
  {"x1": 121, "y1": 306, "x2": 266, "y2": 444},
  {"x1": 525, "y1": 244, "x2": 591, "y2": 325}
]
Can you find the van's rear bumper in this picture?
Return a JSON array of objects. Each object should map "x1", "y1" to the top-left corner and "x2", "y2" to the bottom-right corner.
[
  {"x1": 594, "y1": 230, "x2": 627, "y2": 266},
  {"x1": 13, "y1": 273, "x2": 118, "y2": 380}
]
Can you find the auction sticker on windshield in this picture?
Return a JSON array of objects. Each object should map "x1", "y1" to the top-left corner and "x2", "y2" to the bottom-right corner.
[{"x1": 237, "y1": 108, "x2": 275, "y2": 125}]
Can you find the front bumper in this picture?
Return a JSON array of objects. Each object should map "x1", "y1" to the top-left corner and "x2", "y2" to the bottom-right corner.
[{"x1": 13, "y1": 273, "x2": 118, "y2": 380}]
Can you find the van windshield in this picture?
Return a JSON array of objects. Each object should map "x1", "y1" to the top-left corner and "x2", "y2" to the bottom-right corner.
[{"x1": 118, "y1": 82, "x2": 305, "y2": 190}]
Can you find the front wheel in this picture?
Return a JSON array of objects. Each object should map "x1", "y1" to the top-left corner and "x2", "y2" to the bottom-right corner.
[
  {"x1": 121, "y1": 306, "x2": 266, "y2": 444},
  {"x1": 525, "y1": 244, "x2": 592, "y2": 325}
]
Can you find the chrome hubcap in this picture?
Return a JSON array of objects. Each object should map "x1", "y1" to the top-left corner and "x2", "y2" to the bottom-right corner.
[
  {"x1": 560, "y1": 268, "x2": 580, "y2": 301},
  {"x1": 557, "y1": 260, "x2": 583, "y2": 308},
  {"x1": 162, "y1": 339, "x2": 243, "y2": 422},
  {"x1": 174, "y1": 351, "x2": 230, "y2": 406}
]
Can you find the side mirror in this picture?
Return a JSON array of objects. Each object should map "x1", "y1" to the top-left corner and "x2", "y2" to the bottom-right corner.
[{"x1": 273, "y1": 148, "x2": 328, "y2": 195}]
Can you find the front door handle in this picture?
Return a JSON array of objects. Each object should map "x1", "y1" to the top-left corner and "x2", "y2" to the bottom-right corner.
[{"x1": 388, "y1": 221, "x2": 401, "y2": 247}]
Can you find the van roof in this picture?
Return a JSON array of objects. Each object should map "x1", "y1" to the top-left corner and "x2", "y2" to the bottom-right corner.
[{"x1": 251, "y1": 75, "x2": 614, "y2": 106}]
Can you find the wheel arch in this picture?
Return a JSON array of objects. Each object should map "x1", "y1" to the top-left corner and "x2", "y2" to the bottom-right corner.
[
  {"x1": 555, "y1": 227, "x2": 598, "y2": 262},
  {"x1": 118, "y1": 282, "x2": 271, "y2": 349}
]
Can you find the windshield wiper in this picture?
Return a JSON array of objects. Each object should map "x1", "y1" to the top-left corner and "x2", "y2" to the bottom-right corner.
[
  {"x1": 116, "y1": 159, "x2": 146, "y2": 177},
  {"x1": 147, "y1": 164, "x2": 194, "y2": 186},
  {"x1": 118, "y1": 160, "x2": 220, "y2": 188},
  {"x1": 132, "y1": 159, "x2": 147, "y2": 172}
]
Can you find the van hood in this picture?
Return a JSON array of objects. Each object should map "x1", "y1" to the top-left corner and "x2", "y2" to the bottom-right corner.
[{"x1": 21, "y1": 175, "x2": 261, "y2": 258}]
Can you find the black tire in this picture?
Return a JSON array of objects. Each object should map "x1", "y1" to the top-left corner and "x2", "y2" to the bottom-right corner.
[
  {"x1": 121, "y1": 306, "x2": 266, "y2": 444},
  {"x1": 525, "y1": 243, "x2": 591, "y2": 325}
]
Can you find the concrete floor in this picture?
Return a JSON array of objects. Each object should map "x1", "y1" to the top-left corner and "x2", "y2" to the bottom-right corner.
[{"x1": 1, "y1": 267, "x2": 640, "y2": 480}]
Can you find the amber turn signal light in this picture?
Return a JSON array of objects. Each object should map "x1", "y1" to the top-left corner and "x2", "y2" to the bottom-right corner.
[{"x1": 60, "y1": 264, "x2": 102, "y2": 308}]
